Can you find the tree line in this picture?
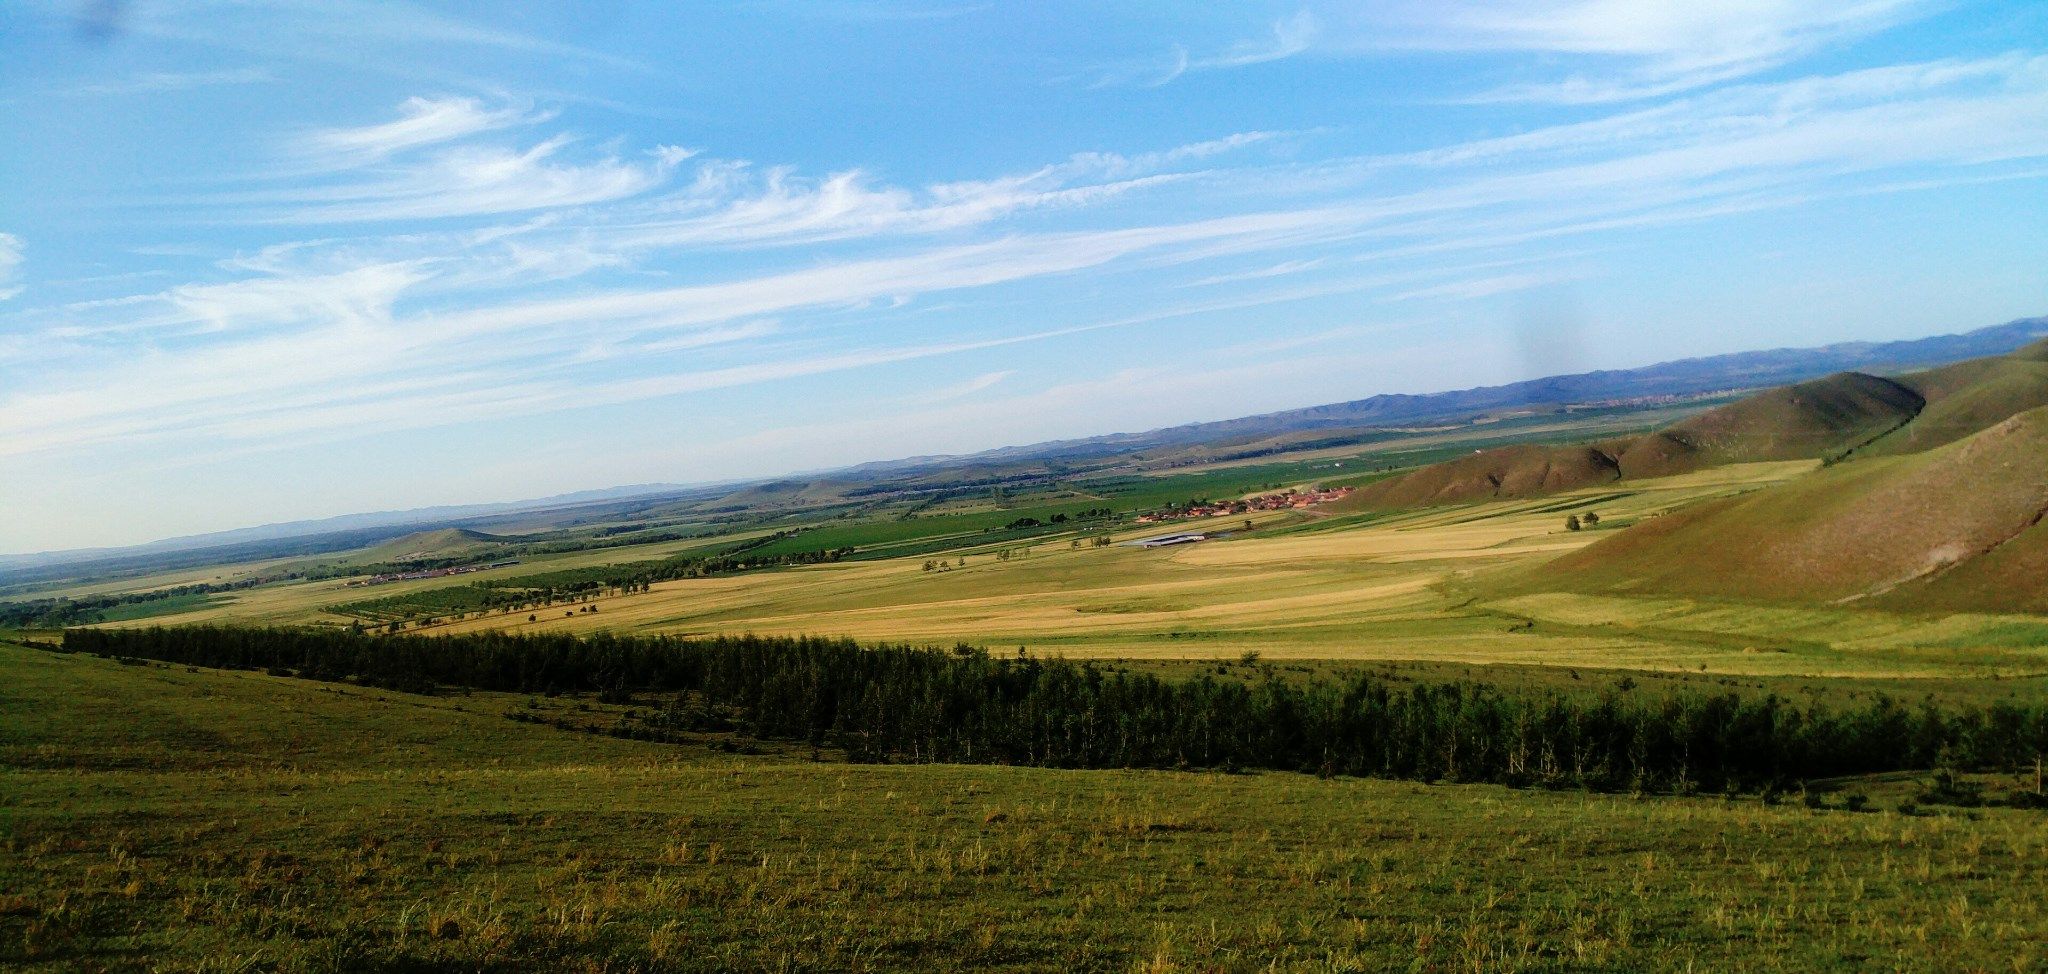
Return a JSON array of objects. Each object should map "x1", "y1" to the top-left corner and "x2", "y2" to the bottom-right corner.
[
  {"x1": 300, "y1": 526, "x2": 740, "y2": 583},
  {"x1": 330, "y1": 531, "x2": 853, "y2": 624},
  {"x1": 493, "y1": 538, "x2": 852, "y2": 595},
  {"x1": 0, "y1": 580, "x2": 262, "y2": 628},
  {"x1": 58, "y1": 625, "x2": 2048, "y2": 795}
]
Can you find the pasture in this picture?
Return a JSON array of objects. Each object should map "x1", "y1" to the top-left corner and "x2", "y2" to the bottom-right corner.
[{"x1": 5, "y1": 643, "x2": 2046, "y2": 972}]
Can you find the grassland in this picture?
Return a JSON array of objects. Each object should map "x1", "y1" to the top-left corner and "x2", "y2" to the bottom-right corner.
[
  {"x1": 1532, "y1": 407, "x2": 2048, "y2": 614},
  {"x1": 6, "y1": 642, "x2": 2047, "y2": 972},
  {"x1": 72, "y1": 459, "x2": 2048, "y2": 680}
]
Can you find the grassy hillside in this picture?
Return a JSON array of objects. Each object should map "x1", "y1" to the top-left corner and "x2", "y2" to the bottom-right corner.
[
  {"x1": 1340, "y1": 371, "x2": 1924, "y2": 510},
  {"x1": 1327, "y1": 443, "x2": 1623, "y2": 508},
  {"x1": 1890, "y1": 518, "x2": 2048, "y2": 614},
  {"x1": 1865, "y1": 344, "x2": 2048, "y2": 456},
  {"x1": 1534, "y1": 408, "x2": 2048, "y2": 610},
  {"x1": 351, "y1": 527, "x2": 509, "y2": 563},
  {"x1": 7, "y1": 642, "x2": 2048, "y2": 972},
  {"x1": 1616, "y1": 371, "x2": 1923, "y2": 477},
  {"x1": 1338, "y1": 338, "x2": 2048, "y2": 514}
]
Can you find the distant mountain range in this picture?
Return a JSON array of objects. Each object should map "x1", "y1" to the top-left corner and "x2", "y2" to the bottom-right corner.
[
  {"x1": 7, "y1": 314, "x2": 2043, "y2": 575},
  {"x1": 907, "y1": 314, "x2": 2048, "y2": 469},
  {"x1": 0, "y1": 483, "x2": 707, "y2": 573}
]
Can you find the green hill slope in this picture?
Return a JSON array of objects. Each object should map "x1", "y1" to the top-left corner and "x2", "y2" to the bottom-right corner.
[
  {"x1": 1861, "y1": 342, "x2": 2048, "y2": 456},
  {"x1": 1344, "y1": 340, "x2": 2048, "y2": 511},
  {"x1": 1534, "y1": 407, "x2": 2048, "y2": 610},
  {"x1": 1614, "y1": 372, "x2": 1921, "y2": 477},
  {"x1": 1339, "y1": 371, "x2": 1920, "y2": 509}
]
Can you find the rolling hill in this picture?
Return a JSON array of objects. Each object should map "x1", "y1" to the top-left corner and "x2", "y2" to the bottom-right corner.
[
  {"x1": 1335, "y1": 444, "x2": 1624, "y2": 508},
  {"x1": 1530, "y1": 407, "x2": 2048, "y2": 611},
  {"x1": 1861, "y1": 342, "x2": 2048, "y2": 457},
  {"x1": 352, "y1": 528, "x2": 509, "y2": 564},
  {"x1": 1343, "y1": 338, "x2": 2048, "y2": 510},
  {"x1": 1613, "y1": 372, "x2": 1922, "y2": 478}
]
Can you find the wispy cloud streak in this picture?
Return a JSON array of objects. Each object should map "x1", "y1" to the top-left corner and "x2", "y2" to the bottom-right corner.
[
  {"x1": 1374, "y1": 0, "x2": 1942, "y2": 101},
  {"x1": 7, "y1": 45, "x2": 2046, "y2": 474},
  {"x1": 304, "y1": 95, "x2": 548, "y2": 162},
  {"x1": 0, "y1": 234, "x2": 22, "y2": 301}
]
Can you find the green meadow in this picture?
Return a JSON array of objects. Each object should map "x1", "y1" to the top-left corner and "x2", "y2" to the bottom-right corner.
[{"x1": 6, "y1": 642, "x2": 2046, "y2": 973}]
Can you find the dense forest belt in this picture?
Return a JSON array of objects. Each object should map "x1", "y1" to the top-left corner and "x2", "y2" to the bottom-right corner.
[{"x1": 59, "y1": 626, "x2": 2048, "y2": 796}]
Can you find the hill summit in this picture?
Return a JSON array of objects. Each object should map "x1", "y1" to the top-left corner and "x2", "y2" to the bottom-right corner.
[{"x1": 360, "y1": 528, "x2": 505, "y2": 563}]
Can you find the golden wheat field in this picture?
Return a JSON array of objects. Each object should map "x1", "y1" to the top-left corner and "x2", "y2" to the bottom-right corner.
[{"x1": 104, "y1": 460, "x2": 2048, "y2": 680}]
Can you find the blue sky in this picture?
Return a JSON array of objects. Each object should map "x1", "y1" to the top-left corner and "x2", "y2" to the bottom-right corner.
[{"x1": 3, "y1": 0, "x2": 2046, "y2": 552}]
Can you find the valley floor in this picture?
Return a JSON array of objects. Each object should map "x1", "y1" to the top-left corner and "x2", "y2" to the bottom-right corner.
[
  {"x1": 4, "y1": 644, "x2": 2046, "y2": 972},
  {"x1": 123, "y1": 460, "x2": 2048, "y2": 680}
]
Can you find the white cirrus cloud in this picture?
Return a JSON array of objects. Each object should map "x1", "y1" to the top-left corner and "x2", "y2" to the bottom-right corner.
[
  {"x1": 303, "y1": 94, "x2": 551, "y2": 163},
  {"x1": 1099, "y1": 10, "x2": 1320, "y2": 88},
  {"x1": 277, "y1": 136, "x2": 681, "y2": 223},
  {"x1": 206, "y1": 97, "x2": 680, "y2": 223},
  {"x1": 559, "y1": 131, "x2": 1276, "y2": 252},
  {"x1": 1373, "y1": 0, "x2": 1942, "y2": 102},
  {"x1": 909, "y1": 370, "x2": 1015, "y2": 405},
  {"x1": 0, "y1": 234, "x2": 24, "y2": 301},
  {"x1": 1199, "y1": 9, "x2": 1320, "y2": 70},
  {"x1": 1108, "y1": 0, "x2": 1943, "y2": 102}
]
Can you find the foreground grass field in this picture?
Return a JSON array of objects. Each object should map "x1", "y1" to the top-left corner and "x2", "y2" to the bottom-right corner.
[{"x1": 5, "y1": 643, "x2": 2046, "y2": 972}]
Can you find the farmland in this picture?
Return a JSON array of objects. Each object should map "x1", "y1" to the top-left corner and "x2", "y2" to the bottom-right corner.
[{"x1": 69, "y1": 456, "x2": 2048, "y2": 682}]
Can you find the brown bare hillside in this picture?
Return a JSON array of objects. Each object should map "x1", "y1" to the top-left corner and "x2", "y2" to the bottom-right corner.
[
  {"x1": 1334, "y1": 444, "x2": 1622, "y2": 508},
  {"x1": 1532, "y1": 408, "x2": 2048, "y2": 609},
  {"x1": 1886, "y1": 517, "x2": 2048, "y2": 613},
  {"x1": 1340, "y1": 371, "x2": 1921, "y2": 510}
]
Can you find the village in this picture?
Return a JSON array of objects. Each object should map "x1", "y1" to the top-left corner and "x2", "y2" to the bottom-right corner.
[
  {"x1": 342, "y1": 560, "x2": 521, "y2": 587},
  {"x1": 1133, "y1": 484, "x2": 1354, "y2": 525}
]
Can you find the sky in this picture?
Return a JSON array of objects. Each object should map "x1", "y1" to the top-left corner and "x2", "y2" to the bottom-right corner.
[{"x1": 2, "y1": 1, "x2": 2046, "y2": 553}]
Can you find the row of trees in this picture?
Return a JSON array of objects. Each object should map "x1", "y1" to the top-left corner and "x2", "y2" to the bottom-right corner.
[
  {"x1": 471, "y1": 531, "x2": 848, "y2": 596},
  {"x1": 0, "y1": 579, "x2": 265, "y2": 628},
  {"x1": 331, "y1": 532, "x2": 853, "y2": 623},
  {"x1": 59, "y1": 626, "x2": 2048, "y2": 794},
  {"x1": 1002, "y1": 510, "x2": 1110, "y2": 530},
  {"x1": 302, "y1": 526, "x2": 729, "y2": 583}
]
